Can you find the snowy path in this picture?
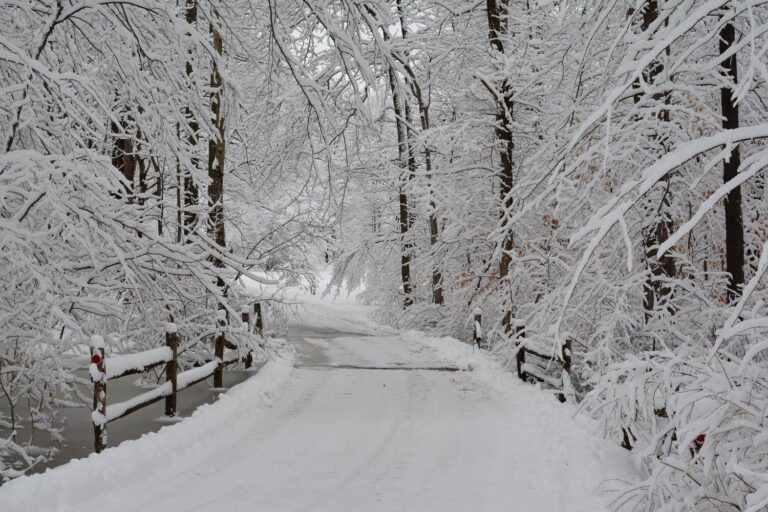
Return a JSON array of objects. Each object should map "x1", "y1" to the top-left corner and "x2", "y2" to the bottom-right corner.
[{"x1": 0, "y1": 304, "x2": 634, "y2": 512}]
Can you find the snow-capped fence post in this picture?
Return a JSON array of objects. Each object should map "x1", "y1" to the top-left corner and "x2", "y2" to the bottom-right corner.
[
  {"x1": 557, "y1": 337, "x2": 574, "y2": 404},
  {"x1": 555, "y1": 337, "x2": 573, "y2": 403},
  {"x1": 242, "y1": 310, "x2": 253, "y2": 369},
  {"x1": 562, "y1": 337, "x2": 572, "y2": 376},
  {"x1": 515, "y1": 322, "x2": 526, "y2": 381},
  {"x1": 164, "y1": 323, "x2": 179, "y2": 417},
  {"x1": 84, "y1": 323, "x2": 257, "y2": 454},
  {"x1": 82, "y1": 312, "x2": 262, "y2": 454},
  {"x1": 90, "y1": 335, "x2": 107, "y2": 453},
  {"x1": 472, "y1": 308, "x2": 483, "y2": 349},
  {"x1": 254, "y1": 302, "x2": 263, "y2": 334},
  {"x1": 214, "y1": 308, "x2": 226, "y2": 388}
]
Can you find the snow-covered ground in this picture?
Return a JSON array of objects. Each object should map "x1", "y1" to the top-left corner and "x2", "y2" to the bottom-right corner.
[{"x1": 0, "y1": 280, "x2": 636, "y2": 512}]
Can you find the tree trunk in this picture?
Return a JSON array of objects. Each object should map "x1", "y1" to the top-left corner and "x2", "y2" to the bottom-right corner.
[
  {"x1": 183, "y1": 0, "x2": 200, "y2": 242},
  {"x1": 209, "y1": 6, "x2": 227, "y2": 389},
  {"x1": 395, "y1": 1, "x2": 443, "y2": 305},
  {"x1": 111, "y1": 119, "x2": 136, "y2": 202},
  {"x1": 208, "y1": 10, "x2": 226, "y2": 258},
  {"x1": 152, "y1": 157, "x2": 164, "y2": 236},
  {"x1": 636, "y1": 0, "x2": 676, "y2": 320},
  {"x1": 720, "y1": 17, "x2": 744, "y2": 301},
  {"x1": 137, "y1": 148, "x2": 147, "y2": 207},
  {"x1": 486, "y1": 0, "x2": 515, "y2": 334},
  {"x1": 176, "y1": 124, "x2": 182, "y2": 243},
  {"x1": 388, "y1": 65, "x2": 414, "y2": 309}
]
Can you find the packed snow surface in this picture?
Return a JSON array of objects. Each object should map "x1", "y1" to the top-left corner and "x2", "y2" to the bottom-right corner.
[{"x1": 0, "y1": 282, "x2": 635, "y2": 511}]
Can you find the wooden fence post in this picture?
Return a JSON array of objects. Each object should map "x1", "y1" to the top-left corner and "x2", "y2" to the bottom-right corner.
[
  {"x1": 472, "y1": 307, "x2": 482, "y2": 349},
  {"x1": 90, "y1": 335, "x2": 107, "y2": 453},
  {"x1": 214, "y1": 309, "x2": 226, "y2": 388},
  {"x1": 562, "y1": 337, "x2": 572, "y2": 375},
  {"x1": 254, "y1": 302, "x2": 263, "y2": 334},
  {"x1": 165, "y1": 323, "x2": 179, "y2": 416},
  {"x1": 242, "y1": 310, "x2": 253, "y2": 369},
  {"x1": 557, "y1": 337, "x2": 573, "y2": 403},
  {"x1": 515, "y1": 321, "x2": 526, "y2": 381}
]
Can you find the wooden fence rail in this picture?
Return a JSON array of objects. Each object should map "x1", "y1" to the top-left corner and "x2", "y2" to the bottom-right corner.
[
  {"x1": 471, "y1": 314, "x2": 573, "y2": 403},
  {"x1": 514, "y1": 322, "x2": 573, "y2": 403},
  {"x1": 89, "y1": 302, "x2": 265, "y2": 453}
]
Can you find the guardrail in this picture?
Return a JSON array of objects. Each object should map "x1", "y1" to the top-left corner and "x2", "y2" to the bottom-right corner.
[{"x1": 88, "y1": 302, "x2": 265, "y2": 453}]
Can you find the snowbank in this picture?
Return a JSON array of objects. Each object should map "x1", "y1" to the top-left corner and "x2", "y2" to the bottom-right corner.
[
  {"x1": 0, "y1": 348, "x2": 295, "y2": 511},
  {"x1": 401, "y1": 330, "x2": 638, "y2": 483}
]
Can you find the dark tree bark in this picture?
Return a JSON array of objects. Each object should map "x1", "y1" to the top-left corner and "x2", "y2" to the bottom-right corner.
[
  {"x1": 486, "y1": 0, "x2": 515, "y2": 334},
  {"x1": 388, "y1": 65, "x2": 414, "y2": 309},
  {"x1": 136, "y1": 129, "x2": 148, "y2": 208},
  {"x1": 182, "y1": 0, "x2": 200, "y2": 242},
  {"x1": 151, "y1": 157, "x2": 164, "y2": 236},
  {"x1": 363, "y1": 5, "x2": 415, "y2": 309},
  {"x1": 111, "y1": 119, "x2": 136, "y2": 201},
  {"x1": 208, "y1": 7, "x2": 227, "y2": 389},
  {"x1": 175, "y1": 123, "x2": 182, "y2": 243},
  {"x1": 395, "y1": 1, "x2": 443, "y2": 305},
  {"x1": 720, "y1": 18, "x2": 744, "y2": 301},
  {"x1": 207, "y1": 12, "x2": 226, "y2": 257}
]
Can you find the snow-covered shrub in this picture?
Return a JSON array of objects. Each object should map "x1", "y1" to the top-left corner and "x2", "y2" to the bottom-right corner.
[{"x1": 583, "y1": 344, "x2": 768, "y2": 512}]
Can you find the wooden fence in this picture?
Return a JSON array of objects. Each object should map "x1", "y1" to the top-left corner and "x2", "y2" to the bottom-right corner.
[
  {"x1": 89, "y1": 302, "x2": 265, "y2": 453},
  {"x1": 472, "y1": 313, "x2": 573, "y2": 403},
  {"x1": 513, "y1": 323, "x2": 573, "y2": 403}
]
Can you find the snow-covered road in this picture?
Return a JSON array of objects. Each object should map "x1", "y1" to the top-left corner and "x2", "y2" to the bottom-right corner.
[
  {"x1": 247, "y1": 331, "x2": 633, "y2": 512},
  {"x1": 0, "y1": 275, "x2": 636, "y2": 512},
  {"x1": 1, "y1": 326, "x2": 635, "y2": 512}
]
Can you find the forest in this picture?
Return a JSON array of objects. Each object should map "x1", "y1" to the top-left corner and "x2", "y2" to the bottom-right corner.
[{"x1": 2, "y1": 1, "x2": 768, "y2": 511}]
